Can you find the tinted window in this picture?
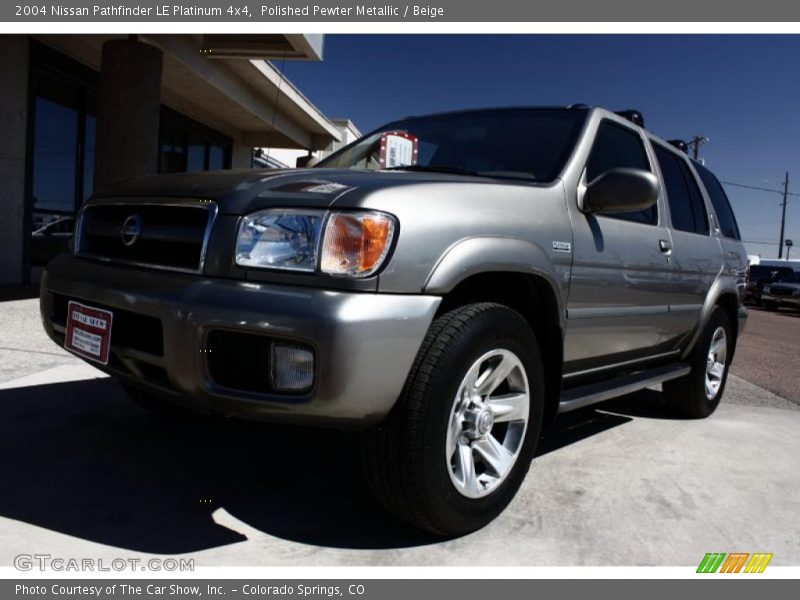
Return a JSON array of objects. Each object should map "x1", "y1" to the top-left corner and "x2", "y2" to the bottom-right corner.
[
  {"x1": 655, "y1": 145, "x2": 709, "y2": 234},
  {"x1": 682, "y1": 162, "x2": 710, "y2": 234},
  {"x1": 30, "y1": 67, "x2": 97, "y2": 265},
  {"x1": 586, "y1": 121, "x2": 656, "y2": 225},
  {"x1": 695, "y1": 163, "x2": 740, "y2": 239},
  {"x1": 749, "y1": 266, "x2": 793, "y2": 282},
  {"x1": 779, "y1": 272, "x2": 800, "y2": 283},
  {"x1": 158, "y1": 108, "x2": 232, "y2": 174}
]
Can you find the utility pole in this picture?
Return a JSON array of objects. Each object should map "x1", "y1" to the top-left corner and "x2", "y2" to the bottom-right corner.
[
  {"x1": 687, "y1": 135, "x2": 709, "y2": 160},
  {"x1": 779, "y1": 172, "x2": 789, "y2": 259}
]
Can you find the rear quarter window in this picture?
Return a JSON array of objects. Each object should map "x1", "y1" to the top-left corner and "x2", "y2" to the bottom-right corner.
[{"x1": 694, "y1": 163, "x2": 740, "y2": 240}]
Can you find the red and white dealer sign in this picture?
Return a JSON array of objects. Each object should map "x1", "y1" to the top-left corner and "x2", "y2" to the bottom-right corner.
[{"x1": 64, "y1": 301, "x2": 114, "y2": 365}]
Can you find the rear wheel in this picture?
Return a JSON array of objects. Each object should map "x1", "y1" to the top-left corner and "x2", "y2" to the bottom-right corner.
[
  {"x1": 663, "y1": 306, "x2": 732, "y2": 418},
  {"x1": 362, "y1": 303, "x2": 544, "y2": 536}
]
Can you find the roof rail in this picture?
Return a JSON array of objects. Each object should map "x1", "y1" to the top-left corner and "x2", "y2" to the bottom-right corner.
[{"x1": 615, "y1": 109, "x2": 645, "y2": 128}]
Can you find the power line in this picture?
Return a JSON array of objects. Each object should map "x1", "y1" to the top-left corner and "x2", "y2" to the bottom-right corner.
[
  {"x1": 721, "y1": 180, "x2": 800, "y2": 197},
  {"x1": 741, "y1": 240, "x2": 785, "y2": 246}
]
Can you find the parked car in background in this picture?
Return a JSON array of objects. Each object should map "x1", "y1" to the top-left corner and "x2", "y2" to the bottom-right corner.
[
  {"x1": 762, "y1": 271, "x2": 800, "y2": 311},
  {"x1": 31, "y1": 216, "x2": 75, "y2": 267},
  {"x1": 745, "y1": 264, "x2": 794, "y2": 305}
]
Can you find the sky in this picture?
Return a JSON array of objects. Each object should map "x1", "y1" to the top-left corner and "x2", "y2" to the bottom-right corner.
[{"x1": 282, "y1": 35, "x2": 800, "y2": 259}]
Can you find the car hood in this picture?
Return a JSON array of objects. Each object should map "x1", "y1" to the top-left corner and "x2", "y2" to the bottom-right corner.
[{"x1": 88, "y1": 167, "x2": 527, "y2": 214}]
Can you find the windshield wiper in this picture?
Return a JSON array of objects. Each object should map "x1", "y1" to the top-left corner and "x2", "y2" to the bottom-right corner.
[
  {"x1": 381, "y1": 164, "x2": 539, "y2": 182},
  {"x1": 381, "y1": 165, "x2": 481, "y2": 176}
]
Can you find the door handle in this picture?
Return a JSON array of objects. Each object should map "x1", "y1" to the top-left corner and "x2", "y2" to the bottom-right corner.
[
  {"x1": 659, "y1": 239, "x2": 673, "y2": 252},
  {"x1": 727, "y1": 251, "x2": 741, "y2": 260}
]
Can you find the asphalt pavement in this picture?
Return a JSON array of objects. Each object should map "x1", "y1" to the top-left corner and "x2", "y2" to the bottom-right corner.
[
  {"x1": 731, "y1": 306, "x2": 800, "y2": 406},
  {"x1": 0, "y1": 298, "x2": 798, "y2": 566}
]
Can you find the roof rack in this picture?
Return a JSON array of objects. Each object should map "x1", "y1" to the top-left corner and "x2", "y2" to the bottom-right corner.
[
  {"x1": 615, "y1": 109, "x2": 645, "y2": 128},
  {"x1": 668, "y1": 139, "x2": 689, "y2": 154}
]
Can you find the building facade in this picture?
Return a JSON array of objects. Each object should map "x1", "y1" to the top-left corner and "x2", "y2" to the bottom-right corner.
[{"x1": 0, "y1": 34, "x2": 343, "y2": 285}]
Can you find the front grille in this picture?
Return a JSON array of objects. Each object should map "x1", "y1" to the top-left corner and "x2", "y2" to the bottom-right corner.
[{"x1": 76, "y1": 201, "x2": 216, "y2": 273}]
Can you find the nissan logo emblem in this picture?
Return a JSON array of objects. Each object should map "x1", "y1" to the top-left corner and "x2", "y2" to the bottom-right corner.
[{"x1": 120, "y1": 214, "x2": 143, "y2": 247}]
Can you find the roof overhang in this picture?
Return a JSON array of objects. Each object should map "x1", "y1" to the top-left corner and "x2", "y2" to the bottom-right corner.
[
  {"x1": 33, "y1": 34, "x2": 339, "y2": 151},
  {"x1": 200, "y1": 34, "x2": 324, "y2": 60}
]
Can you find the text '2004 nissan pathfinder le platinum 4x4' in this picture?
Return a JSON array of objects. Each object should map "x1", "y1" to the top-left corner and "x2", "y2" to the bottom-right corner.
[{"x1": 40, "y1": 106, "x2": 747, "y2": 536}]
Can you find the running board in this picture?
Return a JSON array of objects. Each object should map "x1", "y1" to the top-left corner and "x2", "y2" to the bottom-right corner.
[{"x1": 557, "y1": 363, "x2": 691, "y2": 414}]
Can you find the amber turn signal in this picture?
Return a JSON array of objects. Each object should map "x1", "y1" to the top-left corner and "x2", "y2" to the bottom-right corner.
[{"x1": 321, "y1": 211, "x2": 396, "y2": 277}]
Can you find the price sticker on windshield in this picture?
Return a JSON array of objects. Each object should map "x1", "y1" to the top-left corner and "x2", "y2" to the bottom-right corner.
[{"x1": 379, "y1": 131, "x2": 418, "y2": 168}]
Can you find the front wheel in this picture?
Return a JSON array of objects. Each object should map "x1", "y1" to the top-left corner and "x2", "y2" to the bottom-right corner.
[
  {"x1": 361, "y1": 303, "x2": 544, "y2": 536},
  {"x1": 663, "y1": 306, "x2": 732, "y2": 418}
]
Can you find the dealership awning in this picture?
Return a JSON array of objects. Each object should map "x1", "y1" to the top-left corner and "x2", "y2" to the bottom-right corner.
[{"x1": 34, "y1": 34, "x2": 341, "y2": 151}]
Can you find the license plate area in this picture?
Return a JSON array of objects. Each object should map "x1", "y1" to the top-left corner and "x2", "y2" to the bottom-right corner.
[{"x1": 64, "y1": 300, "x2": 114, "y2": 365}]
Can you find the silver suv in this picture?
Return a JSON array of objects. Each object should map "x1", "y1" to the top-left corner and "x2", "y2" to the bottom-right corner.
[{"x1": 40, "y1": 106, "x2": 747, "y2": 536}]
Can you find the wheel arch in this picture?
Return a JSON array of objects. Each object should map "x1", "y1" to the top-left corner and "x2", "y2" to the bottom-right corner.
[
  {"x1": 683, "y1": 272, "x2": 743, "y2": 360},
  {"x1": 430, "y1": 268, "x2": 565, "y2": 429}
]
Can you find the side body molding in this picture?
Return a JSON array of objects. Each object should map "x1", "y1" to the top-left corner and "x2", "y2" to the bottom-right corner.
[{"x1": 422, "y1": 236, "x2": 566, "y2": 331}]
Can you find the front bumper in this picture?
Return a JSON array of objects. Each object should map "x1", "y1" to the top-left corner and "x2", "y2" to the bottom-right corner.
[{"x1": 40, "y1": 256, "x2": 441, "y2": 429}]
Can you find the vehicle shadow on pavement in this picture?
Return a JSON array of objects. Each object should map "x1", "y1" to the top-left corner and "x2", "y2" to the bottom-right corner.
[
  {"x1": 537, "y1": 389, "x2": 684, "y2": 455},
  {"x1": 0, "y1": 379, "x2": 681, "y2": 555}
]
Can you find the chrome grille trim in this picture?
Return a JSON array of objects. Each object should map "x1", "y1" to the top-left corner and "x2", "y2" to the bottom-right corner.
[{"x1": 74, "y1": 199, "x2": 218, "y2": 274}]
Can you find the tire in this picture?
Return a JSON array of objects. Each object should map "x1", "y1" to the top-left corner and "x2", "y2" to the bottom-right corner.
[
  {"x1": 121, "y1": 383, "x2": 204, "y2": 420},
  {"x1": 763, "y1": 300, "x2": 778, "y2": 311},
  {"x1": 361, "y1": 303, "x2": 545, "y2": 537},
  {"x1": 663, "y1": 306, "x2": 732, "y2": 419}
]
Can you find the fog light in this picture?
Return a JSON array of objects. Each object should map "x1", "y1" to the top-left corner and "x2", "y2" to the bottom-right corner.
[{"x1": 271, "y1": 342, "x2": 314, "y2": 392}]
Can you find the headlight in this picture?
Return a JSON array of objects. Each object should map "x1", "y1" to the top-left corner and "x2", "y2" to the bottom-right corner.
[
  {"x1": 235, "y1": 209, "x2": 324, "y2": 271},
  {"x1": 235, "y1": 209, "x2": 396, "y2": 278}
]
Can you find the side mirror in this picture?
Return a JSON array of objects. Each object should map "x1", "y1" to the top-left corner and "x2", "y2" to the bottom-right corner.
[{"x1": 582, "y1": 168, "x2": 659, "y2": 214}]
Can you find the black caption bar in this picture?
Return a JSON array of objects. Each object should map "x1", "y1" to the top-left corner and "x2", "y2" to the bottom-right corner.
[
  {"x1": 2, "y1": 580, "x2": 794, "y2": 600},
  {"x1": 4, "y1": 0, "x2": 800, "y2": 22}
]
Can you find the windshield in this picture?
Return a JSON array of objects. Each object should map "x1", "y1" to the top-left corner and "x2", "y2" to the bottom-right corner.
[{"x1": 316, "y1": 108, "x2": 587, "y2": 182}]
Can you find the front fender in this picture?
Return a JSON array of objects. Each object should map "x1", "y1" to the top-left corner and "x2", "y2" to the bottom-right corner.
[{"x1": 423, "y1": 236, "x2": 566, "y2": 329}]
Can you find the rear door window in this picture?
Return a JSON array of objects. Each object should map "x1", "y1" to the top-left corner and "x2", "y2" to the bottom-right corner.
[
  {"x1": 654, "y1": 144, "x2": 709, "y2": 235},
  {"x1": 586, "y1": 121, "x2": 657, "y2": 225}
]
